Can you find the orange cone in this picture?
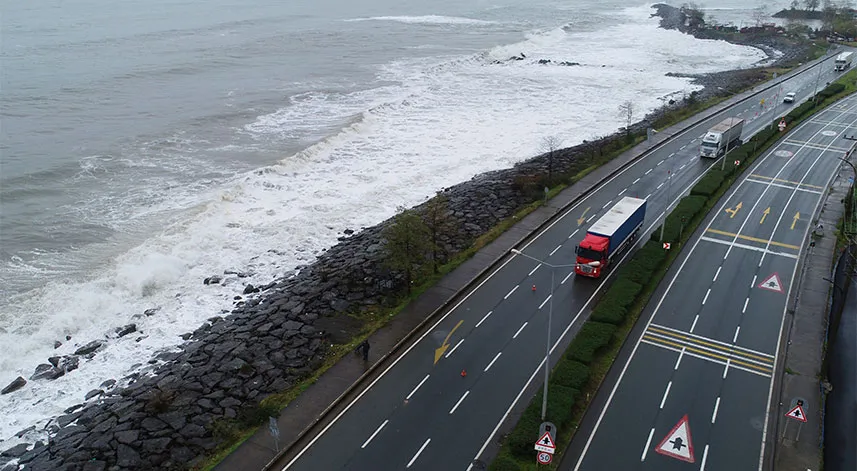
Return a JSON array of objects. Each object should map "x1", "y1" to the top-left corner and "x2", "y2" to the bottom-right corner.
[{"x1": 460, "y1": 369, "x2": 467, "y2": 378}]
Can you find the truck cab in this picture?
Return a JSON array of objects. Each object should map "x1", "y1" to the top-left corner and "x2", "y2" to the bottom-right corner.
[{"x1": 574, "y1": 238, "x2": 608, "y2": 277}]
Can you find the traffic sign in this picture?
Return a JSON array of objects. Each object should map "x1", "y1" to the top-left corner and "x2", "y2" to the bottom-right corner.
[
  {"x1": 785, "y1": 404, "x2": 808, "y2": 423},
  {"x1": 663, "y1": 242, "x2": 671, "y2": 250},
  {"x1": 534, "y1": 431, "x2": 556, "y2": 454},
  {"x1": 655, "y1": 415, "x2": 695, "y2": 463},
  {"x1": 758, "y1": 272, "x2": 785, "y2": 293},
  {"x1": 537, "y1": 452, "x2": 552, "y2": 464},
  {"x1": 779, "y1": 120, "x2": 786, "y2": 132},
  {"x1": 734, "y1": 160, "x2": 741, "y2": 166}
]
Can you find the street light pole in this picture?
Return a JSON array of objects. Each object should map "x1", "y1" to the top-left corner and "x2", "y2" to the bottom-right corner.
[{"x1": 510, "y1": 248, "x2": 575, "y2": 421}]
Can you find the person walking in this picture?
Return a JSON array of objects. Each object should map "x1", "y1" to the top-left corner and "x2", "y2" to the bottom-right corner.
[{"x1": 356, "y1": 340, "x2": 370, "y2": 362}]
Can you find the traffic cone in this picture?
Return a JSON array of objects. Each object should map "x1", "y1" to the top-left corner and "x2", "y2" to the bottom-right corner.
[
  {"x1": 532, "y1": 284, "x2": 537, "y2": 292},
  {"x1": 460, "y1": 369, "x2": 467, "y2": 378}
]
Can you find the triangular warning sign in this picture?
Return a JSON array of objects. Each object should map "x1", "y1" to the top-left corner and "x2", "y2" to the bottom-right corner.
[
  {"x1": 655, "y1": 415, "x2": 695, "y2": 463},
  {"x1": 534, "y1": 431, "x2": 556, "y2": 453},
  {"x1": 757, "y1": 272, "x2": 784, "y2": 293},
  {"x1": 785, "y1": 405, "x2": 807, "y2": 423}
]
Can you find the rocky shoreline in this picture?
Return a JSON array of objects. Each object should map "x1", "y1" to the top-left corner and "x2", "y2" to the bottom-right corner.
[{"x1": 0, "y1": 6, "x2": 811, "y2": 471}]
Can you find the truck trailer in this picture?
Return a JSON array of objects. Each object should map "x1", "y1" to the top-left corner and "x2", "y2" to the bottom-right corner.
[
  {"x1": 575, "y1": 197, "x2": 646, "y2": 278},
  {"x1": 699, "y1": 117, "x2": 744, "y2": 158},
  {"x1": 835, "y1": 52, "x2": 853, "y2": 72}
]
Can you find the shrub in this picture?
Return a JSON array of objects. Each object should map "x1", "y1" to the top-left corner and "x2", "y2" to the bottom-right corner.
[
  {"x1": 590, "y1": 298, "x2": 627, "y2": 325},
  {"x1": 605, "y1": 278, "x2": 643, "y2": 306},
  {"x1": 690, "y1": 169, "x2": 726, "y2": 197},
  {"x1": 551, "y1": 360, "x2": 590, "y2": 390},
  {"x1": 506, "y1": 398, "x2": 543, "y2": 459},
  {"x1": 490, "y1": 453, "x2": 523, "y2": 471},
  {"x1": 546, "y1": 385, "x2": 577, "y2": 429},
  {"x1": 567, "y1": 321, "x2": 616, "y2": 363}
]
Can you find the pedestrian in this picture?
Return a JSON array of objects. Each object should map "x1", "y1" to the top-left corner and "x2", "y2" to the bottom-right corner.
[{"x1": 356, "y1": 340, "x2": 370, "y2": 362}]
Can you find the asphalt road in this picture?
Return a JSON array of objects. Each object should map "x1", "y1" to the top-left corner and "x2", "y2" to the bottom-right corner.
[
  {"x1": 565, "y1": 94, "x2": 857, "y2": 470},
  {"x1": 277, "y1": 56, "x2": 848, "y2": 471}
]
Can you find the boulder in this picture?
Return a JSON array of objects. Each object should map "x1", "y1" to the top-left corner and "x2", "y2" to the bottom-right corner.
[
  {"x1": 204, "y1": 275, "x2": 223, "y2": 285},
  {"x1": 116, "y1": 443, "x2": 141, "y2": 467},
  {"x1": 84, "y1": 389, "x2": 103, "y2": 401},
  {"x1": 1, "y1": 443, "x2": 30, "y2": 457},
  {"x1": 30, "y1": 364, "x2": 64, "y2": 381},
  {"x1": 74, "y1": 340, "x2": 103, "y2": 356},
  {"x1": 116, "y1": 324, "x2": 137, "y2": 337},
  {"x1": 1, "y1": 376, "x2": 26, "y2": 395}
]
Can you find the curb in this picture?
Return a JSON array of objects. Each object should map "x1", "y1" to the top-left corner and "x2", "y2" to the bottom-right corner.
[{"x1": 260, "y1": 52, "x2": 838, "y2": 470}]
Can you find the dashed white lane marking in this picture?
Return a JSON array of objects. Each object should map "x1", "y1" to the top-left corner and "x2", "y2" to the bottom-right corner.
[
  {"x1": 504, "y1": 285, "x2": 518, "y2": 300},
  {"x1": 484, "y1": 352, "x2": 502, "y2": 372},
  {"x1": 550, "y1": 244, "x2": 562, "y2": 256},
  {"x1": 539, "y1": 294, "x2": 552, "y2": 310},
  {"x1": 657, "y1": 182, "x2": 664, "y2": 190},
  {"x1": 407, "y1": 375, "x2": 430, "y2": 400},
  {"x1": 619, "y1": 188, "x2": 627, "y2": 196},
  {"x1": 690, "y1": 314, "x2": 699, "y2": 333},
  {"x1": 361, "y1": 420, "x2": 389, "y2": 448},
  {"x1": 513, "y1": 322, "x2": 527, "y2": 339},
  {"x1": 569, "y1": 229, "x2": 579, "y2": 239},
  {"x1": 699, "y1": 444, "x2": 710, "y2": 471},
  {"x1": 449, "y1": 391, "x2": 469, "y2": 415},
  {"x1": 562, "y1": 271, "x2": 574, "y2": 284},
  {"x1": 641, "y1": 428, "x2": 655, "y2": 461},
  {"x1": 674, "y1": 347, "x2": 685, "y2": 370},
  {"x1": 445, "y1": 338, "x2": 464, "y2": 358},
  {"x1": 713, "y1": 266, "x2": 721, "y2": 282},
  {"x1": 743, "y1": 298, "x2": 749, "y2": 313},
  {"x1": 603, "y1": 200, "x2": 613, "y2": 209},
  {"x1": 723, "y1": 358, "x2": 731, "y2": 379},
  {"x1": 475, "y1": 311, "x2": 492, "y2": 328},
  {"x1": 711, "y1": 397, "x2": 721, "y2": 424},
  {"x1": 645, "y1": 169, "x2": 653, "y2": 175},
  {"x1": 659, "y1": 381, "x2": 672, "y2": 409},
  {"x1": 751, "y1": 275, "x2": 757, "y2": 287},
  {"x1": 645, "y1": 193, "x2": 653, "y2": 200},
  {"x1": 702, "y1": 288, "x2": 711, "y2": 305},
  {"x1": 658, "y1": 159, "x2": 665, "y2": 166},
  {"x1": 407, "y1": 438, "x2": 431, "y2": 468},
  {"x1": 670, "y1": 152, "x2": 676, "y2": 157},
  {"x1": 733, "y1": 326, "x2": 741, "y2": 343},
  {"x1": 529, "y1": 264, "x2": 541, "y2": 276},
  {"x1": 679, "y1": 163, "x2": 687, "y2": 170},
  {"x1": 633, "y1": 177, "x2": 641, "y2": 184}
]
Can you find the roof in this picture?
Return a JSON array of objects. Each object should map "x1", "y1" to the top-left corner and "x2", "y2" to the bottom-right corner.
[{"x1": 589, "y1": 197, "x2": 646, "y2": 237}]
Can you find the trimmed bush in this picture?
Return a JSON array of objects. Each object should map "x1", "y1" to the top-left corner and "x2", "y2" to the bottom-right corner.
[
  {"x1": 567, "y1": 321, "x2": 616, "y2": 363},
  {"x1": 489, "y1": 454, "x2": 523, "y2": 471},
  {"x1": 551, "y1": 360, "x2": 590, "y2": 390},
  {"x1": 691, "y1": 169, "x2": 727, "y2": 197},
  {"x1": 506, "y1": 399, "x2": 542, "y2": 459},
  {"x1": 546, "y1": 384, "x2": 578, "y2": 429},
  {"x1": 590, "y1": 297, "x2": 628, "y2": 324},
  {"x1": 605, "y1": 278, "x2": 643, "y2": 305}
]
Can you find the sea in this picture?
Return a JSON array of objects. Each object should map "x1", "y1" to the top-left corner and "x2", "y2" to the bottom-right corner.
[{"x1": 0, "y1": 0, "x2": 789, "y2": 445}]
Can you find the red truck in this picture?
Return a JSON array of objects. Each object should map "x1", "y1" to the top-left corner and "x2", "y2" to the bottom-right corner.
[{"x1": 575, "y1": 197, "x2": 647, "y2": 278}]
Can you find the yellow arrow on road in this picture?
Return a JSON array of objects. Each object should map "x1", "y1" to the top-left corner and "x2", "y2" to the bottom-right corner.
[
  {"x1": 577, "y1": 207, "x2": 591, "y2": 226},
  {"x1": 760, "y1": 207, "x2": 771, "y2": 225},
  {"x1": 724, "y1": 202, "x2": 743, "y2": 218},
  {"x1": 434, "y1": 319, "x2": 464, "y2": 365},
  {"x1": 792, "y1": 212, "x2": 800, "y2": 230}
]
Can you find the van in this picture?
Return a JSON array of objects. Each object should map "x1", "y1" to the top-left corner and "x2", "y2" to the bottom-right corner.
[{"x1": 783, "y1": 92, "x2": 796, "y2": 103}]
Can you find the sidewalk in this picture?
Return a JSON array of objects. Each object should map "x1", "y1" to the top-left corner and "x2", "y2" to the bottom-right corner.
[
  {"x1": 770, "y1": 161, "x2": 850, "y2": 471},
  {"x1": 215, "y1": 59, "x2": 830, "y2": 471}
]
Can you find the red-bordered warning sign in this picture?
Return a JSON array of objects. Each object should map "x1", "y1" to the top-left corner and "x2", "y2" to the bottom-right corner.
[
  {"x1": 537, "y1": 451, "x2": 552, "y2": 464},
  {"x1": 785, "y1": 404, "x2": 807, "y2": 423},
  {"x1": 655, "y1": 415, "x2": 695, "y2": 463},
  {"x1": 757, "y1": 272, "x2": 784, "y2": 294},
  {"x1": 534, "y1": 431, "x2": 556, "y2": 454}
]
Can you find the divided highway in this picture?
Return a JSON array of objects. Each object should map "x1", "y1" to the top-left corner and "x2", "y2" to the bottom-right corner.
[
  {"x1": 566, "y1": 94, "x2": 857, "y2": 470},
  {"x1": 274, "y1": 56, "x2": 845, "y2": 471}
]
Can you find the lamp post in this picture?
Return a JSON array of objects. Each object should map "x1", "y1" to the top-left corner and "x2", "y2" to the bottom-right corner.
[{"x1": 510, "y1": 248, "x2": 575, "y2": 421}]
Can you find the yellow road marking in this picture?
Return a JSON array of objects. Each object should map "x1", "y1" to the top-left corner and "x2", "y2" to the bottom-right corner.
[
  {"x1": 647, "y1": 326, "x2": 774, "y2": 363},
  {"x1": 577, "y1": 207, "x2": 591, "y2": 226},
  {"x1": 760, "y1": 207, "x2": 771, "y2": 225},
  {"x1": 749, "y1": 174, "x2": 825, "y2": 190},
  {"x1": 792, "y1": 212, "x2": 800, "y2": 230},
  {"x1": 642, "y1": 335, "x2": 772, "y2": 373},
  {"x1": 434, "y1": 319, "x2": 464, "y2": 365},
  {"x1": 705, "y1": 228, "x2": 801, "y2": 250},
  {"x1": 724, "y1": 202, "x2": 743, "y2": 218}
]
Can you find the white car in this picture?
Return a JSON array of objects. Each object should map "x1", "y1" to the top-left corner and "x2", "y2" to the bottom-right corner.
[{"x1": 783, "y1": 92, "x2": 796, "y2": 103}]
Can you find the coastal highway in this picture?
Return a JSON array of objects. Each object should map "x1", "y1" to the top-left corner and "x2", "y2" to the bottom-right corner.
[
  {"x1": 565, "y1": 94, "x2": 857, "y2": 470},
  {"x1": 273, "y1": 56, "x2": 845, "y2": 471}
]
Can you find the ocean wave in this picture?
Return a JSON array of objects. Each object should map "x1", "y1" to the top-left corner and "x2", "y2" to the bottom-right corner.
[{"x1": 344, "y1": 15, "x2": 497, "y2": 26}]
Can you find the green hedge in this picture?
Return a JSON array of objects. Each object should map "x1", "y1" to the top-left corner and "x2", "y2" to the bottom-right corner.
[
  {"x1": 691, "y1": 169, "x2": 727, "y2": 197},
  {"x1": 551, "y1": 360, "x2": 591, "y2": 390},
  {"x1": 567, "y1": 321, "x2": 616, "y2": 363},
  {"x1": 491, "y1": 455, "x2": 522, "y2": 471},
  {"x1": 590, "y1": 297, "x2": 628, "y2": 324}
]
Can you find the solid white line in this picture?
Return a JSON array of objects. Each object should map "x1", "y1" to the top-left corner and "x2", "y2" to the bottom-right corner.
[
  {"x1": 711, "y1": 397, "x2": 721, "y2": 424},
  {"x1": 658, "y1": 159, "x2": 665, "y2": 165},
  {"x1": 539, "y1": 295, "x2": 552, "y2": 310},
  {"x1": 723, "y1": 358, "x2": 731, "y2": 379},
  {"x1": 484, "y1": 352, "x2": 502, "y2": 372},
  {"x1": 674, "y1": 347, "x2": 685, "y2": 370},
  {"x1": 407, "y1": 438, "x2": 431, "y2": 468},
  {"x1": 504, "y1": 285, "x2": 518, "y2": 299},
  {"x1": 659, "y1": 381, "x2": 672, "y2": 409},
  {"x1": 619, "y1": 188, "x2": 627, "y2": 196},
  {"x1": 550, "y1": 244, "x2": 562, "y2": 256},
  {"x1": 645, "y1": 168, "x2": 653, "y2": 175},
  {"x1": 700, "y1": 444, "x2": 710, "y2": 471},
  {"x1": 641, "y1": 340, "x2": 772, "y2": 378},
  {"x1": 641, "y1": 428, "x2": 655, "y2": 461},
  {"x1": 699, "y1": 236, "x2": 799, "y2": 259},
  {"x1": 751, "y1": 275, "x2": 757, "y2": 287},
  {"x1": 743, "y1": 298, "x2": 749, "y2": 313},
  {"x1": 633, "y1": 177, "x2": 641, "y2": 184},
  {"x1": 713, "y1": 266, "x2": 721, "y2": 282},
  {"x1": 361, "y1": 420, "x2": 389, "y2": 448},
  {"x1": 513, "y1": 322, "x2": 528, "y2": 339},
  {"x1": 449, "y1": 391, "x2": 469, "y2": 415},
  {"x1": 475, "y1": 311, "x2": 492, "y2": 328},
  {"x1": 657, "y1": 182, "x2": 664, "y2": 190},
  {"x1": 445, "y1": 338, "x2": 464, "y2": 358},
  {"x1": 702, "y1": 288, "x2": 711, "y2": 305},
  {"x1": 603, "y1": 200, "x2": 613, "y2": 209},
  {"x1": 649, "y1": 323, "x2": 775, "y2": 358},
  {"x1": 529, "y1": 264, "x2": 541, "y2": 276},
  {"x1": 406, "y1": 375, "x2": 430, "y2": 400},
  {"x1": 690, "y1": 314, "x2": 699, "y2": 332},
  {"x1": 562, "y1": 271, "x2": 574, "y2": 284}
]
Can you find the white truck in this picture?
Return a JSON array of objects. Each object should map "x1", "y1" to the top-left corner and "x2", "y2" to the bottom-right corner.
[
  {"x1": 835, "y1": 51, "x2": 853, "y2": 72},
  {"x1": 699, "y1": 117, "x2": 744, "y2": 158}
]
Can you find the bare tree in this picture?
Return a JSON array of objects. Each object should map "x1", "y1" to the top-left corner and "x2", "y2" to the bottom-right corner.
[
  {"x1": 421, "y1": 193, "x2": 457, "y2": 274},
  {"x1": 804, "y1": 0, "x2": 820, "y2": 12},
  {"x1": 618, "y1": 101, "x2": 635, "y2": 139},
  {"x1": 752, "y1": 4, "x2": 770, "y2": 25},
  {"x1": 790, "y1": 0, "x2": 800, "y2": 9},
  {"x1": 540, "y1": 135, "x2": 563, "y2": 187}
]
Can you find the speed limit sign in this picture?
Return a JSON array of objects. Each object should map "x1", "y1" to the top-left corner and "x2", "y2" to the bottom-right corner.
[{"x1": 537, "y1": 452, "x2": 552, "y2": 465}]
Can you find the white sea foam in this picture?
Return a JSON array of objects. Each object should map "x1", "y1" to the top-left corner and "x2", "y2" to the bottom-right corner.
[
  {"x1": 344, "y1": 15, "x2": 497, "y2": 25},
  {"x1": 0, "y1": 5, "x2": 766, "y2": 444}
]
